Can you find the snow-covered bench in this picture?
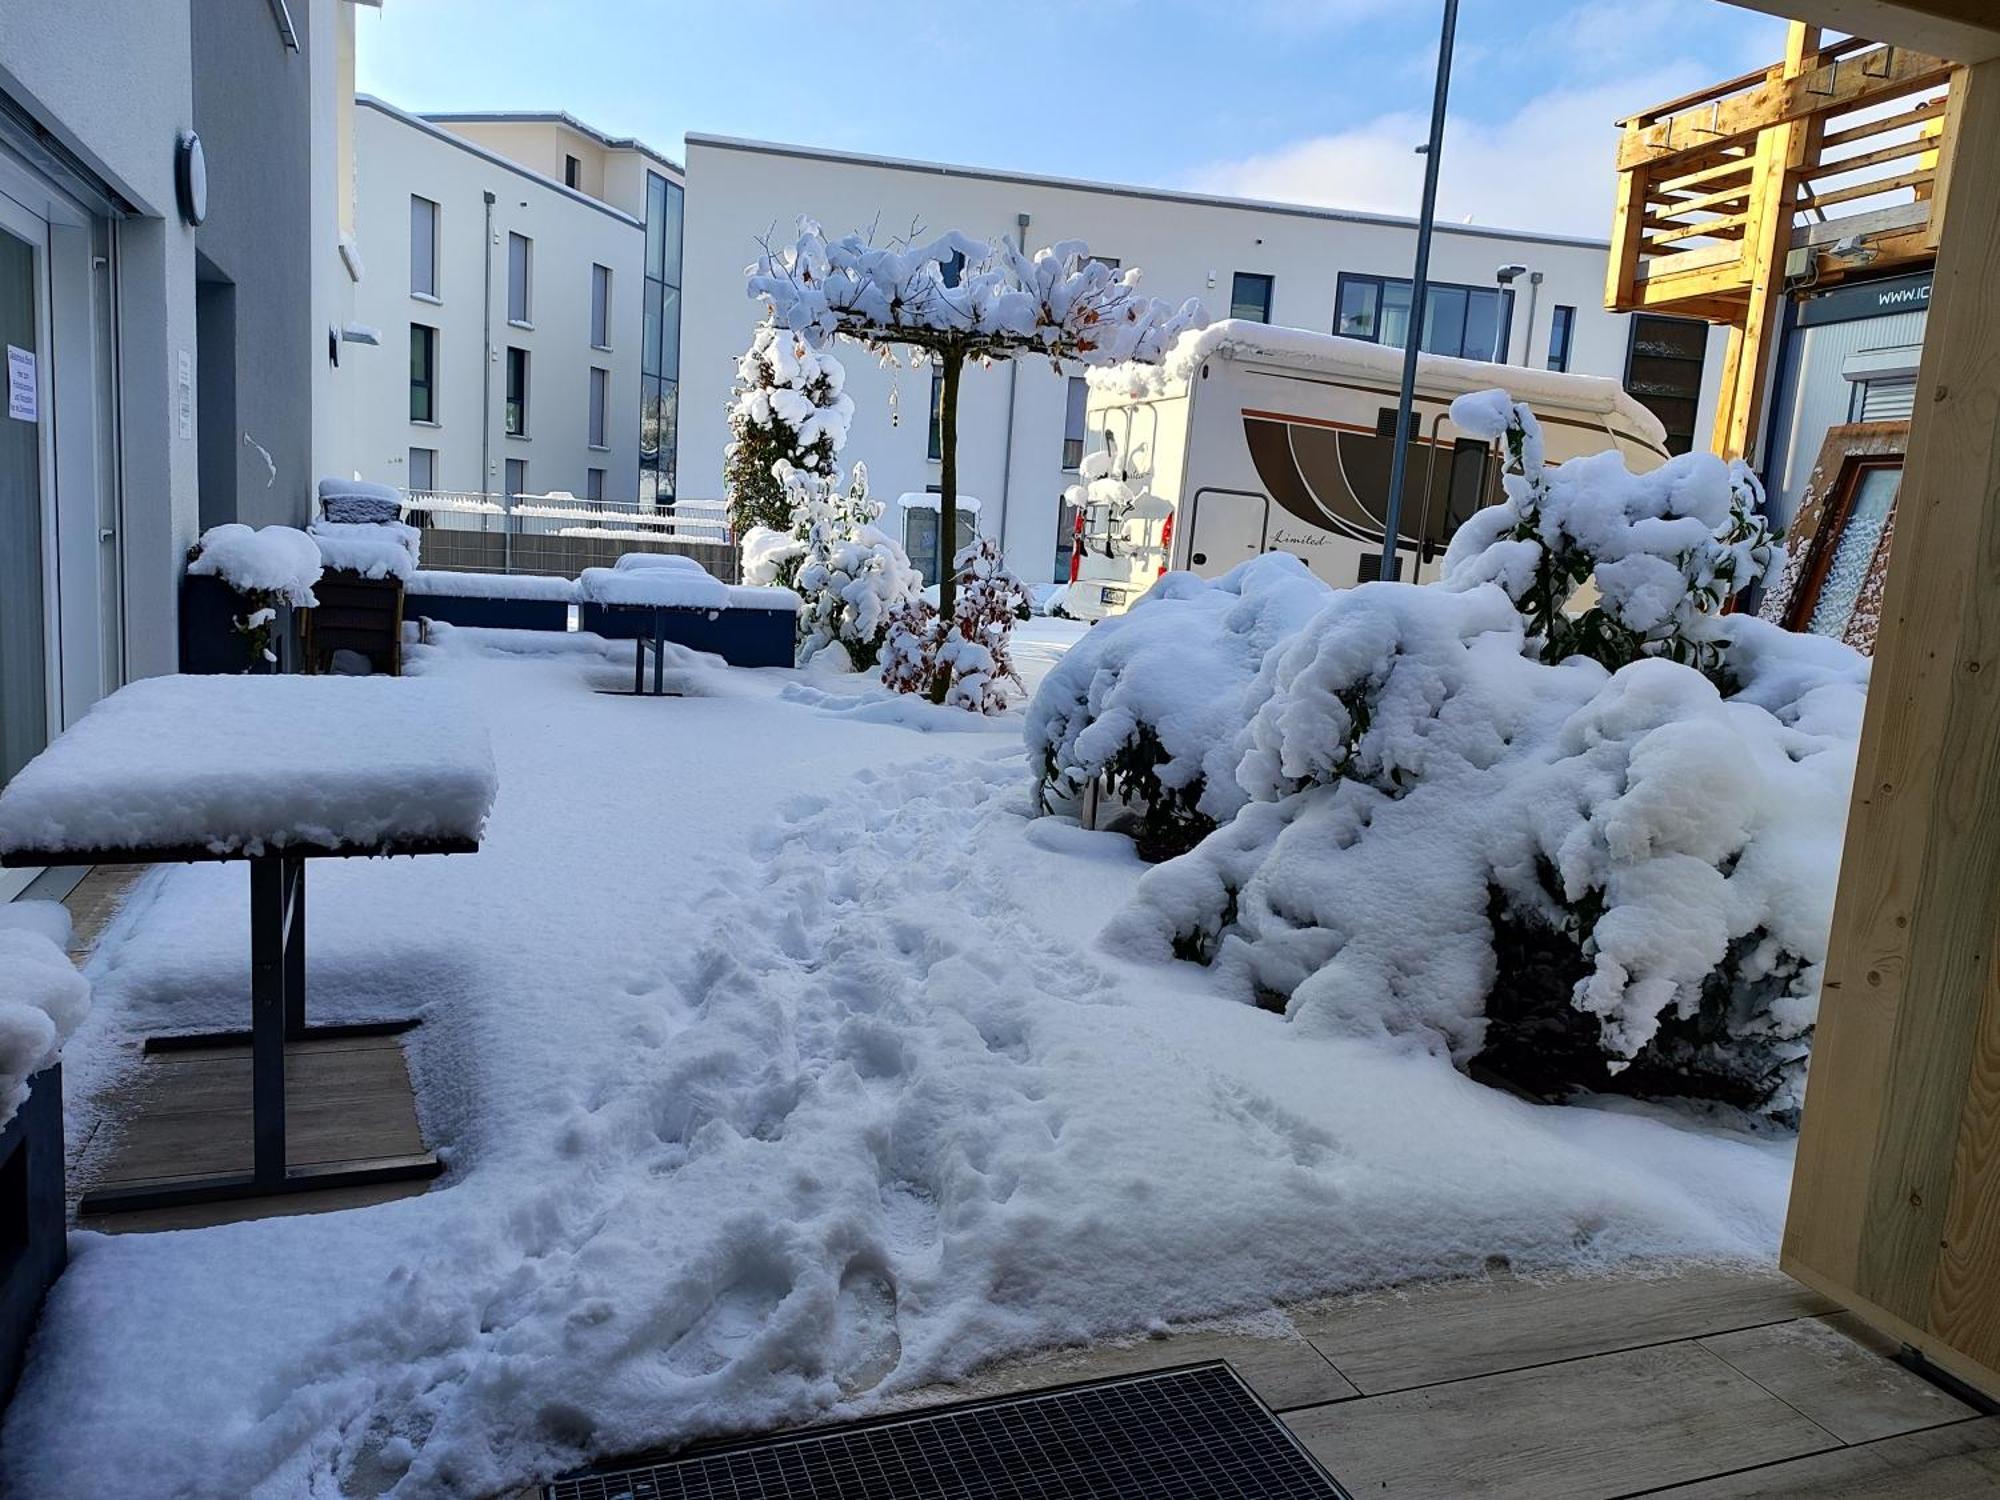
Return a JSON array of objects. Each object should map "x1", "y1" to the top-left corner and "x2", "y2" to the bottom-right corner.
[
  {"x1": 578, "y1": 555, "x2": 801, "y2": 671},
  {"x1": 405, "y1": 569, "x2": 578, "y2": 631}
]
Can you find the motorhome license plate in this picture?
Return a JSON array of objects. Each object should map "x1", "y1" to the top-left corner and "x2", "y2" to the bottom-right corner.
[{"x1": 1099, "y1": 587, "x2": 1121, "y2": 605}]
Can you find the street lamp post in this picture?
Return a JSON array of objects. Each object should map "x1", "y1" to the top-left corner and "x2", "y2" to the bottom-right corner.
[{"x1": 1379, "y1": 0, "x2": 1460, "y2": 584}]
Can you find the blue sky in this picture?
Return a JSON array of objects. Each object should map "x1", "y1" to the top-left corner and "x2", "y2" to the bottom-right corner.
[{"x1": 356, "y1": 0, "x2": 1787, "y2": 235}]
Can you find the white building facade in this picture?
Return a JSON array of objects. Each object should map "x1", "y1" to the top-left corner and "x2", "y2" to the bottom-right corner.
[
  {"x1": 680, "y1": 135, "x2": 1729, "y2": 582},
  {"x1": 338, "y1": 102, "x2": 685, "y2": 510}
]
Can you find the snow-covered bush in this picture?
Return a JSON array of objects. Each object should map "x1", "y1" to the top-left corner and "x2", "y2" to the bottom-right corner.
[
  {"x1": 1440, "y1": 392, "x2": 1777, "y2": 683},
  {"x1": 791, "y1": 461, "x2": 922, "y2": 670},
  {"x1": 0, "y1": 901, "x2": 89, "y2": 1129},
  {"x1": 186, "y1": 523, "x2": 323, "y2": 668},
  {"x1": 1098, "y1": 396, "x2": 1860, "y2": 1121},
  {"x1": 1026, "y1": 554, "x2": 1329, "y2": 860},
  {"x1": 740, "y1": 524, "x2": 806, "y2": 590},
  {"x1": 881, "y1": 538, "x2": 1033, "y2": 712},
  {"x1": 725, "y1": 321, "x2": 854, "y2": 539}
]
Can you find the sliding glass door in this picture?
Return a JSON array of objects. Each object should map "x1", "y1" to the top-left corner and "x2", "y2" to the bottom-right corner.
[{"x1": 0, "y1": 209, "x2": 50, "y2": 792}]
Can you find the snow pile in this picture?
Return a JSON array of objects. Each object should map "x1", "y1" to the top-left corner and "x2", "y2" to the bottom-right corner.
[
  {"x1": 882, "y1": 538, "x2": 1033, "y2": 712},
  {"x1": 310, "y1": 519, "x2": 422, "y2": 582},
  {"x1": 727, "y1": 585, "x2": 805, "y2": 612},
  {"x1": 751, "y1": 222, "x2": 1203, "y2": 366},
  {"x1": 791, "y1": 462, "x2": 923, "y2": 670},
  {"x1": 0, "y1": 675, "x2": 498, "y2": 858},
  {"x1": 186, "y1": 523, "x2": 323, "y2": 607},
  {"x1": 1027, "y1": 554, "x2": 1329, "y2": 858},
  {"x1": 612, "y1": 551, "x2": 709, "y2": 573},
  {"x1": 406, "y1": 570, "x2": 579, "y2": 601},
  {"x1": 0, "y1": 902, "x2": 88, "y2": 1129},
  {"x1": 1093, "y1": 397, "x2": 1863, "y2": 1119},
  {"x1": 318, "y1": 476, "x2": 406, "y2": 526},
  {"x1": 1439, "y1": 392, "x2": 1776, "y2": 678},
  {"x1": 579, "y1": 566, "x2": 730, "y2": 611}
]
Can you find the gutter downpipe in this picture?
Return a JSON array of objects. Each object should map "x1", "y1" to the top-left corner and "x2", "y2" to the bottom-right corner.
[
  {"x1": 1521, "y1": 270, "x2": 1543, "y2": 367},
  {"x1": 481, "y1": 190, "x2": 504, "y2": 571},
  {"x1": 996, "y1": 210, "x2": 1029, "y2": 554},
  {"x1": 1381, "y1": 0, "x2": 1459, "y2": 583}
]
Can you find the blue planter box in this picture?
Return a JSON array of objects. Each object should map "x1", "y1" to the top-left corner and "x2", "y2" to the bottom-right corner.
[
  {"x1": 1, "y1": 1063, "x2": 66, "y2": 1406},
  {"x1": 180, "y1": 574, "x2": 292, "y2": 674},
  {"x1": 405, "y1": 593, "x2": 570, "y2": 632},
  {"x1": 579, "y1": 602, "x2": 796, "y2": 668}
]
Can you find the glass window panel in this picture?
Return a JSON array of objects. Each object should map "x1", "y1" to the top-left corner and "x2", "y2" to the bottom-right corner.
[
  {"x1": 645, "y1": 173, "x2": 668, "y2": 282},
  {"x1": 504, "y1": 457, "x2": 527, "y2": 501},
  {"x1": 640, "y1": 375, "x2": 662, "y2": 470},
  {"x1": 657, "y1": 380, "x2": 678, "y2": 501},
  {"x1": 591, "y1": 264, "x2": 611, "y2": 348},
  {"x1": 586, "y1": 466, "x2": 605, "y2": 502},
  {"x1": 1378, "y1": 280, "x2": 1414, "y2": 349},
  {"x1": 409, "y1": 324, "x2": 434, "y2": 422},
  {"x1": 507, "y1": 233, "x2": 531, "y2": 323},
  {"x1": 1547, "y1": 306, "x2": 1575, "y2": 372},
  {"x1": 505, "y1": 347, "x2": 527, "y2": 435},
  {"x1": 659, "y1": 181, "x2": 684, "y2": 288},
  {"x1": 407, "y1": 447, "x2": 435, "y2": 492},
  {"x1": 1230, "y1": 272, "x2": 1273, "y2": 322},
  {"x1": 589, "y1": 367, "x2": 608, "y2": 447},
  {"x1": 642, "y1": 278, "x2": 662, "y2": 379},
  {"x1": 657, "y1": 284, "x2": 680, "y2": 381},
  {"x1": 1423, "y1": 285, "x2": 1467, "y2": 357},
  {"x1": 410, "y1": 196, "x2": 437, "y2": 297},
  {"x1": 1336, "y1": 278, "x2": 1378, "y2": 339},
  {"x1": 1807, "y1": 466, "x2": 1901, "y2": 638},
  {"x1": 1063, "y1": 377, "x2": 1087, "y2": 469},
  {"x1": 1461, "y1": 287, "x2": 1504, "y2": 363}
]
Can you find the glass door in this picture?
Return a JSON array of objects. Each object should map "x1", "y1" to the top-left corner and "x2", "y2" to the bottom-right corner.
[{"x1": 0, "y1": 210, "x2": 50, "y2": 793}]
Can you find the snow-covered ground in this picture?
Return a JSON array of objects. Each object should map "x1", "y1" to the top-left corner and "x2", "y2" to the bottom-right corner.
[{"x1": 3, "y1": 619, "x2": 1796, "y2": 1497}]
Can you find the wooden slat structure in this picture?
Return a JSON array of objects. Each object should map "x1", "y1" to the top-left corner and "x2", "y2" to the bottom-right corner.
[
  {"x1": 1712, "y1": 0, "x2": 2000, "y2": 1406},
  {"x1": 1605, "y1": 23, "x2": 1961, "y2": 459}
]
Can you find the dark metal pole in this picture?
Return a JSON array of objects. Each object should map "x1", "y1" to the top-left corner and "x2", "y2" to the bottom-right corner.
[{"x1": 1380, "y1": 0, "x2": 1459, "y2": 582}]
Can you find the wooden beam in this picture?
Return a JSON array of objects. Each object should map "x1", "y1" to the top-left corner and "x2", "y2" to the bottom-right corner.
[
  {"x1": 1721, "y1": 2, "x2": 2000, "y2": 65},
  {"x1": 1620, "y1": 44, "x2": 1954, "y2": 168},
  {"x1": 1782, "y1": 49, "x2": 2000, "y2": 1399}
]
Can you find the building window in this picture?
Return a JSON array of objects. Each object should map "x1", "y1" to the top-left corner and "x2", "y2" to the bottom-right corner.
[
  {"x1": 1623, "y1": 314, "x2": 1708, "y2": 455},
  {"x1": 589, "y1": 366, "x2": 609, "y2": 448},
  {"x1": 504, "y1": 457, "x2": 527, "y2": 503},
  {"x1": 928, "y1": 366, "x2": 944, "y2": 461},
  {"x1": 1091, "y1": 255, "x2": 1121, "y2": 272},
  {"x1": 1547, "y1": 305, "x2": 1576, "y2": 372},
  {"x1": 410, "y1": 195, "x2": 438, "y2": 298},
  {"x1": 586, "y1": 466, "x2": 605, "y2": 502},
  {"x1": 507, "y1": 232, "x2": 532, "y2": 325},
  {"x1": 505, "y1": 346, "x2": 529, "y2": 436},
  {"x1": 407, "y1": 447, "x2": 436, "y2": 494},
  {"x1": 1062, "y1": 376, "x2": 1088, "y2": 470},
  {"x1": 564, "y1": 154, "x2": 581, "y2": 189},
  {"x1": 1333, "y1": 272, "x2": 1515, "y2": 363},
  {"x1": 409, "y1": 323, "x2": 437, "y2": 423},
  {"x1": 639, "y1": 171, "x2": 684, "y2": 508},
  {"x1": 590, "y1": 263, "x2": 611, "y2": 349},
  {"x1": 1230, "y1": 272, "x2": 1274, "y2": 323}
]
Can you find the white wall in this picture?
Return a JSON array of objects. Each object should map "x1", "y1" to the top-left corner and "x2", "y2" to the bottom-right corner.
[
  {"x1": 681, "y1": 136, "x2": 1729, "y2": 582},
  {"x1": 346, "y1": 100, "x2": 645, "y2": 503}
]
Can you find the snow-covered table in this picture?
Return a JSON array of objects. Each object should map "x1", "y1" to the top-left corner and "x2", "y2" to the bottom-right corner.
[
  {"x1": 0, "y1": 675, "x2": 497, "y2": 1213},
  {"x1": 577, "y1": 563, "x2": 733, "y2": 695}
]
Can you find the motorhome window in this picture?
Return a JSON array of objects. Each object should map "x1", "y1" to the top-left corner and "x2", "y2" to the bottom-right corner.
[
  {"x1": 1333, "y1": 273, "x2": 1514, "y2": 362},
  {"x1": 1623, "y1": 313, "x2": 1708, "y2": 455},
  {"x1": 1062, "y1": 377, "x2": 1088, "y2": 470},
  {"x1": 1547, "y1": 306, "x2": 1576, "y2": 372},
  {"x1": 1230, "y1": 272, "x2": 1274, "y2": 323}
]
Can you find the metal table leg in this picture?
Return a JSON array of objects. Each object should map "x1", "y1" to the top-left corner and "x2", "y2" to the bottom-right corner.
[{"x1": 653, "y1": 611, "x2": 667, "y2": 696}]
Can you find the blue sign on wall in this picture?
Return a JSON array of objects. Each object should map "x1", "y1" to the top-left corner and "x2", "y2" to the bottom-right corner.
[{"x1": 1796, "y1": 271, "x2": 1932, "y2": 328}]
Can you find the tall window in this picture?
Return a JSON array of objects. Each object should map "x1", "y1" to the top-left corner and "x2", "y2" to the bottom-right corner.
[
  {"x1": 564, "y1": 154, "x2": 581, "y2": 189},
  {"x1": 410, "y1": 196, "x2": 438, "y2": 298},
  {"x1": 504, "y1": 457, "x2": 527, "y2": 503},
  {"x1": 409, "y1": 324, "x2": 437, "y2": 422},
  {"x1": 1547, "y1": 305, "x2": 1576, "y2": 372},
  {"x1": 505, "y1": 347, "x2": 528, "y2": 436},
  {"x1": 1624, "y1": 314, "x2": 1708, "y2": 456},
  {"x1": 590, "y1": 263, "x2": 611, "y2": 349},
  {"x1": 1334, "y1": 273, "x2": 1515, "y2": 363},
  {"x1": 639, "y1": 171, "x2": 684, "y2": 508},
  {"x1": 407, "y1": 447, "x2": 436, "y2": 494},
  {"x1": 588, "y1": 366, "x2": 609, "y2": 448},
  {"x1": 507, "y1": 232, "x2": 532, "y2": 324},
  {"x1": 1230, "y1": 272, "x2": 1274, "y2": 323},
  {"x1": 1062, "y1": 376, "x2": 1088, "y2": 470},
  {"x1": 586, "y1": 467, "x2": 605, "y2": 502},
  {"x1": 928, "y1": 366, "x2": 944, "y2": 461}
]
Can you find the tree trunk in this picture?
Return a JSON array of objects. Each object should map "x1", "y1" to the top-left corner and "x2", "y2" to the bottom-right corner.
[{"x1": 931, "y1": 347, "x2": 965, "y2": 703}]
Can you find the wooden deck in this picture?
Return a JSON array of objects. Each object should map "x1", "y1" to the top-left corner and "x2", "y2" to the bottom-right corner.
[{"x1": 863, "y1": 1265, "x2": 1998, "y2": 1500}]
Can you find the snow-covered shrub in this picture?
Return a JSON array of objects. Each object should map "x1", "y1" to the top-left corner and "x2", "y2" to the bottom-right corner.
[
  {"x1": 792, "y1": 461, "x2": 923, "y2": 670},
  {"x1": 740, "y1": 524, "x2": 807, "y2": 590},
  {"x1": 1441, "y1": 392, "x2": 1777, "y2": 683},
  {"x1": 725, "y1": 321, "x2": 854, "y2": 538},
  {"x1": 0, "y1": 901, "x2": 89, "y2": 1129},
  {"x1": 186, "y1": 523, "x2": 323, "y2": 668},
  {"x1": 881, "y1": 538, "x2": 1033, "y2": 712},
  {"x1": 1103, "y1": 395, "x2": 1859, "y2": 1121},
  {"x1": 1026, "y1": 554, "x2": 1329, "y2": 860}
]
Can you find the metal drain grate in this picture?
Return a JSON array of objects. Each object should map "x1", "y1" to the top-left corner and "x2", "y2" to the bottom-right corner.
[{"x1": 545, "y1": 1361, "x2": 1350, "y2": 1499}]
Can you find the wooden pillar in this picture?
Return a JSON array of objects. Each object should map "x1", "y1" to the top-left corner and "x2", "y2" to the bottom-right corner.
[{"x1": 1782, "y1": 51, "x2": 2000, "y2": 1398}]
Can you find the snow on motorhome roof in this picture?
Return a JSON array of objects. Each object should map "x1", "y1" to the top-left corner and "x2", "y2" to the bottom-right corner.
[
  {"x1": 1092, "y1": 320, "x2": 1669, "y2": 442},
  {"x1": 685, "y1": 134, "x2": 1610, "y2": 251}
]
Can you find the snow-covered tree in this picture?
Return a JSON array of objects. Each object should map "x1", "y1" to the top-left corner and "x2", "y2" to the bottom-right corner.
[
  {"x1": 724, "y1": 321, "x2": 855, "y2": 539},
  {"x1": 748, "y1": 222, "x2": 1203, "y2": 675},
  {"x1": 790, "y1": 461, "x2": 923, "y2": 670},
  {"x1": 881, "y1": 538, "x2": 1033, "y2": 713}
]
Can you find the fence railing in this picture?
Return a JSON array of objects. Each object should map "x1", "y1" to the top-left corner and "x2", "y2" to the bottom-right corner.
[{"x1": 400, "y1": 490, "x2": 739, "y2": 582}]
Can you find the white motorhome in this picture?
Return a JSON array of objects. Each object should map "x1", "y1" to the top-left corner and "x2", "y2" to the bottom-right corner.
[{"x1": 1063, "y1": 322, "x2": 1672, "y2": 619}]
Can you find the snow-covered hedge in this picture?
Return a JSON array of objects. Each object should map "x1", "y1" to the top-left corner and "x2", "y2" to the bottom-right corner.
[
  {"x1": 1026, "y1": 554, "x2": 1329, "y2": 859},
  {"x1": 187, "y1": 523, "x2": 322, "y2": 606},
  {"x1": 791, "y1": 462, "x2": 923, "y2": 670},
  {"x1": 1081, "y1": 398, "x2": 1864, "y2": 1120},
  {"x1": 0, "y1": 902, "x2": 90, "y2": 1130}
]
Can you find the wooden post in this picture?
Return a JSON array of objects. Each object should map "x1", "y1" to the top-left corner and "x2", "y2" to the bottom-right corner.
[{"x1": 1781, "y1": 50, "x2": 2000, "y2": 1399}]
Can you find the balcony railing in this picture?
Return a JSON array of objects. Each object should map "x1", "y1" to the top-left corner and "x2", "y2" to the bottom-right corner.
[{"x1": 399, "y1": 490, "x2": 738, "y2": 580}]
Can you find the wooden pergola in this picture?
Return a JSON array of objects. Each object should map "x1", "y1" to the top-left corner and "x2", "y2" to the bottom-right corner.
[{"x1": 1716, "y1": 0, "x2": 2000, "y2": 1403}]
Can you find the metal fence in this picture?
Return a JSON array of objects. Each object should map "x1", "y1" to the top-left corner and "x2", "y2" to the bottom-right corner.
[{"x1": 401, "y1": 490, "x2": 739, "y2": 583}]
